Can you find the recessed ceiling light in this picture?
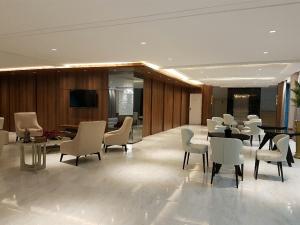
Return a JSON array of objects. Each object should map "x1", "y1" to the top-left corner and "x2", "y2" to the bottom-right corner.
[
  {"x1": 140, "y1": 42, "x2": 147, "y2": 45},
  {"x1": 51, "y1": 48, "x2": 57, "y2": 51},
  {"x1": 263, "y1": 51, "x2": 269, "y2": 54},
  {"x1": 258, "y1": 68, "x2": 262, "y2": 71},
  {"x1": 269, "y1": 30, "x2": 276, "y2": 34}
]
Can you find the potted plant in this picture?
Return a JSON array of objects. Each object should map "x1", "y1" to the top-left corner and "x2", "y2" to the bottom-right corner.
[{"x1": 291, "y1": 81, "x2": 300, "y2": 120}]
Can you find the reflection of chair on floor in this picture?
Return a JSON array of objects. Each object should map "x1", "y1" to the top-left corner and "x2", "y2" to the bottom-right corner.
[
  {"x1": 104, "y1": 117, "x2": 133, "y2": 152},
  {"x1": 60, "y1": 121, "x2": 106, "y2": 166},
  {"x1": 181, "y1": 128, "x2": 208, "y2": 172},
  {"x1": 14, "y1": 112, "x2": 43, "y2": 141}
]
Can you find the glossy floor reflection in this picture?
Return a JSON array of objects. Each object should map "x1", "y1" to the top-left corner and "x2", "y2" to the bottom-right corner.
[{"x1": 0, "y1": 125, "x2": 299, "y2": 225}]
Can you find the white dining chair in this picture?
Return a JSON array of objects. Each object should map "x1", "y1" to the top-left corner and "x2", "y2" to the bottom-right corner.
[
  {"x1": 181, "y1": 128, "x2": 208, "y2": 172},
  {"x1": 223, "y1": 114, "x2": 238, "y2": 127},
  {"x1": 241, "y1": 121, "x2": 264, "y2": 146},
  {"x1": 207, "y1": 119, "x2": 226, "y2": 140},
  {"x1": 254, "y1": 134, "x2": 289, "y2": 182},
  {"x1": 210, "y1": 137, "x2": 244, "y2": 188}
]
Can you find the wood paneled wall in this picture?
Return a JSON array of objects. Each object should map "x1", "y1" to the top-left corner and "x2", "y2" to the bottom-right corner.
[
  {"x1": 0, "y1": 68, "x2": 108, "y2": 131},
  {"x1": 201, "y1": 85, "x2": 213, "y2": 125},
  {"x1": 1, "y1": 66, "x2": 198, "y2": 137},
  {"x1": 142, "y1": 78, "x2": 191, "y2": 136}
]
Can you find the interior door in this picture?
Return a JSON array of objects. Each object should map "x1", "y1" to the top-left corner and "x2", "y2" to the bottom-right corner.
[{"x1": 189, "y1": 94, "x2": 202, "y2": 124}]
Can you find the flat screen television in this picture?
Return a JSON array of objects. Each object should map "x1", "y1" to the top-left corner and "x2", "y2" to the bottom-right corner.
[{"x1": 70, "y1": 89, "x2": 98, "y2": 108}]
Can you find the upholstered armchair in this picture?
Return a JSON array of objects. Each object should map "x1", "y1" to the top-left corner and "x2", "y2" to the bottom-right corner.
[
  {"x1": 223, "y1": 114, "x2": 238, "y2": 127},
  {"x1": 210, "y1": 137, "x2": 244, "y2": 188},
  {"x1": 60, "y1": 121, "x2": 106, "y2": 166},
  {"x1": 255, "y1": 134, "x2": 289, "y2": 182},
  {"x1": 14, "y1": 112, "x2": 43, "y2": 141},
  {"x1": 181, "y1": 128, "x2": 208, "y2": 172},
  {"x1": 247, "y1": 115, "x2": 259, "y2": 120},
  {"x1": 0, "y1": 117, "x2": 9, "y2": 149},
  {"x1": 104, "y1": 117, "x2": 133, "y2": 152}
]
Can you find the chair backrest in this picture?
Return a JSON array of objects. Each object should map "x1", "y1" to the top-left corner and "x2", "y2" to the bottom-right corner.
[
  {"x1": 210, "y1": 137, "x2": 243, "y2": 165},
  {"x1": 273, "y1": 134, "x2": 289, "y2": 160},
  {"x1": 14, "y1": 112, "x2": 40, "y2": 129},
  {"x1": 231, "y1": 127, "x2": 240, "y2": 134},
  {"x1": 207, "y1": 119, "x2": 218, "y2": 132},
  {"x1": 247, "y1": 115, "x2": 259, "y2": 120},
  {"x1": 0, "y1": 117, "x2": 4, "y2": 129},
  {"x1": 181, "y1": 128, "x2": 193, "y2": 151},
  {"x1": 212, "y1": 117, "x2": 224, "y2": 125},
  {"x1": 74, "y1": 121, "x2": 106, "y2": 154},
  {"x1": 245, "y1": 121, "x2": 262, "y2": 135},
  {"x1": 223, "y1": 114, "x2": 234, "y2": 125},
  {"x1": 118, "y1": 117, "x2": 133, "y2": 135}
]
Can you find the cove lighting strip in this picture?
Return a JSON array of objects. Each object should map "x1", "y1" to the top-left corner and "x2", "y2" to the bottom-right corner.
[{"x1": 200, "y1": 77, "x2": 275, "y2": 81}]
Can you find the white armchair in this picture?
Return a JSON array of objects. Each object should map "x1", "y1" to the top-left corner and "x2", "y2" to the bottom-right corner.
[
  {"x1": 181, "y1": 128, "x2": 208, "y2": 172},
  {"x1": 207, "y1": 119, "x2": 226, "y2": 140},
  {"x1": 104, "y1": 117, "x2": 133, "y2": 152},
  {"x1": 223, "y1": 114, "x2": 238, "y2": 127},
  {"x1": 255, "y1": 134, "x2": 289, "y2": 182},
  {"x1": 60, "y1": 121, "x2": 106, "y2": 166},
  {"x1": 210, "y1": 137, "x2": 244, "y2": 188},
  {"x1": 241, "y1": 121, "x2": 264, "y2": 146},
  {"x1": 247, "y1": 115, "x2": 259, "y2": 120},
  {"x1": 14, "y1": 112, "x2": 43, "y2": 141}
]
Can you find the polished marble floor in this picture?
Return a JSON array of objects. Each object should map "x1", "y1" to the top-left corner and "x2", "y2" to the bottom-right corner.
[{"x1": 0, "y1": 125, "x2": 299, "y2": 225}]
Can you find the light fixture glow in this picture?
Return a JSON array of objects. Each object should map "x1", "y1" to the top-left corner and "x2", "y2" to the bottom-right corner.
[
  {"x1": 188, "y1": 80, "x2": 203, "y2": 85},
  {"x1": 140, "y1": 42, "x2": 147, "y2": 45},
  {"x1": 163, "y1": 69, "x2": 189, "y2": 81},
  {"x1": 200, "y1": 77, "x2": 275, "y2": 81},
  {"x1": 269, "y1": 30, "x2": 277, "y2": 34},
  {"x1": 0, "y1": 66, "x2": 55, "y2": 72},
  {"x1": 51, "y1": 48, "x2": 57, "y2": 51},
  {"x1": 264, "y1": 51, "x2": 269, "y2": 54}
]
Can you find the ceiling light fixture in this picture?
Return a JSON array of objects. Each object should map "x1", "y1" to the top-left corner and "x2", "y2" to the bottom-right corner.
[
  {"x1": 140, "y1": 42, "x2": 147, "y2": 45},
  {"x1": 269, "y1": 30, "x2": 276, "y2": 34},
  {"x1": 258, "y1": 68, "x2": 262, "y2": 71},
  {"x1": 264, "y1": 51, "x2": 269, "y2": 54},
  {"x1": 51, "y1": 48, "x2": 57, "y2": 51}
]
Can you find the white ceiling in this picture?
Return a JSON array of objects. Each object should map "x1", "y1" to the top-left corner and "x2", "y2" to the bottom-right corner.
[{"x1": 1, "y1": 0, "x2": 300, "y2": 86}]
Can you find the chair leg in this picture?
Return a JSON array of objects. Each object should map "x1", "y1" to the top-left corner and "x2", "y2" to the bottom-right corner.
[
  {"x1": 202, "y1": 154, "x2": 206, "y2": 173},
  {"x1": 124, "y1": 144, "x2": 128, "y2": 152},
  {"x1": 277, "y1": 162, "x2": 281, "y2": 176},
  {"x1": 182, "y1": 152, "x2": 187, "y2": 170},
  {"x1": 241, "y1": 164, "x2": 244, "y2": 181},
  {"x1": 211, "y1": 162, "x2": 215, "y2": 184},
  {"x1": 250, "y1": 135, "x2": 253, "y2": 146},
  {"x1": 255, "y1": 159, "x2": 260, "y2": 179},
  {"x1": 234, "y1": 165, "x2": 239, "y2": 188},
  {"x1": 187, "y1": 153, "x2": 190, "y2": 165},
  {"x1": 258, "y1": 135, "x2": 261, "y2": 144},
  {"x1": 105, "y1": 145, "x2": 108, "y2": 153},
  {"x1": 207, "y1": 134, "x2": 208, "y2": 140},
  {"x1": 60, "y1": 154, "x2": 65, "y2": 162},
  {"x1": 16, "y1": 136, "x2": 19, "y2": 142},
  {"x1": 97, "y1": 152, "x2": 101, "y2": 160},
  {"x1": 279, "y1": 162, "x2": 284, "y2": 182},
  {"x1": 206, "y1": 151, "x2": 209, "y2": 168},
  {"x1": 75, "y1": 156, "x2": 80, "y2": 166}
]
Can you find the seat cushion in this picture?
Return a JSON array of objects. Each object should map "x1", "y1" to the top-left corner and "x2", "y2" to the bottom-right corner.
[
  {"x1": 189, "y1": 144, "x2": 208, "y2": 154},
  {"x1": 256, "y1": 149, "x2": 282, "y2": 161}
]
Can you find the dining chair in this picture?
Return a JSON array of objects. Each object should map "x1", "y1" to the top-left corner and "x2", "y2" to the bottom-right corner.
[
  {"x1": 254, "y1": 134, "x2": 289, "y2": 182},
  {"x1": 210, "y1": 137, "x2": 244, "y2": 188},
  {"x1": 212, "y1": 117, "x2": 224, "y2": 125},
  {"x1": 223, "y1": 114, "x2": 238, "y2": 127},
  {"x1": 207, "y1": 119, "x2": 226, "y2": 140},
  {"x1": 241, "y1": 120, "x2": 264, "y2": 146},
  {"x1": 181, "y1": 128, "x2": 208, "y2": 172}
]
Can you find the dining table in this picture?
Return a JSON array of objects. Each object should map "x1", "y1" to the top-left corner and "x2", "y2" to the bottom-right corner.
[{"x1": 258, "y1": 125, "x2": 300, "y2": 167}]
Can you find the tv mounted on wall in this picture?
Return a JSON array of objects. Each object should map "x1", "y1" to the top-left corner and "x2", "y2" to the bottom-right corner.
[{"x1": 70, "y1": 89, "x2": 98, "y2": 108}]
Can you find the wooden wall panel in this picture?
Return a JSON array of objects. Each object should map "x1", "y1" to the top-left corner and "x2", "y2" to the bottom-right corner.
[
  {"x1": 201, "y1": 85, "x2": 213, "y2": 125},
  {"x1": 9, "y1": 73, "x2": 37, "y2": 130},
  {"x1": 0, "y1": 76, "x2": 10, "y2": 130},
  {"x1": 276, "y1": 82, "x2": 284, "y2": 126},
  {"x1": 143, "y1": 79, "x2": 152, "y2": 137},
  {"x1": 36, "y1": 71, "x2": 58, "y2": 131},
  {"x1": 173, "y1": 87, "x2": 182, "y2": 127},
  {"x1": 163, "y1": 84, "x2": 174, "y2": 130},
  {"x1": 181, "y1": 89, "x2": 189, "y2": 125},
  {"x1": 151, "y1": 80, "x2": 164, "y2": 134}
]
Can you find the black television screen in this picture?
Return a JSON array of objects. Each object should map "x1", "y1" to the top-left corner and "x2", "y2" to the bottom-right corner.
[{"x1": 70, "y1": 89, "x2": 98, "y2": 108}]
